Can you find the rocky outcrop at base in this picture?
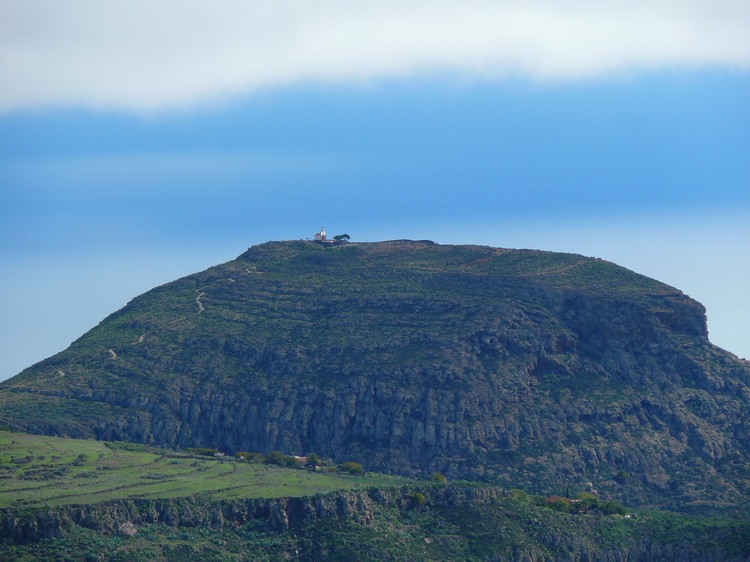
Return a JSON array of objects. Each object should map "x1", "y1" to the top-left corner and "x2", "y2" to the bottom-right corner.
[{"x1": 2, "y1": 485, "x2": 749, "y2": 561}]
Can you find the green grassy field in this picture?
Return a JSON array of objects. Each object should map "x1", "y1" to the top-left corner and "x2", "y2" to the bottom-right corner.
[{"x1": 0, "y1": 431, "x2": 405, "y2": 508}]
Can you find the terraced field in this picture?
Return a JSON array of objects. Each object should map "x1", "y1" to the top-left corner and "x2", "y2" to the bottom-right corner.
[{"x1": 0, "y1": 431, "x2": 404, "y2": 508}]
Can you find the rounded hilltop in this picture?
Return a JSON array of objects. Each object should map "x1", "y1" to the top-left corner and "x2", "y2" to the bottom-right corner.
[{"x1": 1, "y1": 239, "x2": 747, "y2": 514}]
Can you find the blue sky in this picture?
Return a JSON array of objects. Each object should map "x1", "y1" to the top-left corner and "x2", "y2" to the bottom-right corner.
[{"x1": 1, "y1": 2, "x2": 749, "y2": 380}]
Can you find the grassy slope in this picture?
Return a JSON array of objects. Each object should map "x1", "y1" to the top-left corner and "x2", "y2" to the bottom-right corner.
[
  {"x1": 2, "y1": 242, "x2": 679, "y2": 391},
  {"x1": 0, "y1": 431, "x2": 404, "y2": 508},
  {"x1": 0, "y1": 241, "x2": 684, "y2": 431}
]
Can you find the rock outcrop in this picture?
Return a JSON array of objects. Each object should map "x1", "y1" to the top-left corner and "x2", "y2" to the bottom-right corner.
[{"x1": 2, "y1": 486, "x2": 748, "y2": 561}]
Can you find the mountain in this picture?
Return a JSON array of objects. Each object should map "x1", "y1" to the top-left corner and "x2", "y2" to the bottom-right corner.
[{"x1": 1, "y1": 240, "x2": 749, "y2": 512}]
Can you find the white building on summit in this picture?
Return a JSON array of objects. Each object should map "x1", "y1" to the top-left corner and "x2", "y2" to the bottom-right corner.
[{"x1": 314, "y1": 227, "x2": 327, "y2": 242}]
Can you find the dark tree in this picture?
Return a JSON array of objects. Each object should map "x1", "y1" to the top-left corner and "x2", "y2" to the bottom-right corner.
[
  {"x1": 338, "y1": 461, "x2": 365, "y2": 476},
  {"x1": 306, "y1": 452, "x2": 324, "y2": 470}
]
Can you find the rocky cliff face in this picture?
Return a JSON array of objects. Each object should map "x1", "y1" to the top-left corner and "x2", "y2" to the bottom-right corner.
[
  {"x1": 2, "y1": 241, "x2": 749, "y2": 511},
  {"x1": 2, "y1": 485, "x2": 748, "y2": 561},
  {"x1": 0, "y1": 488, "x2": 385, "y2": 543}
]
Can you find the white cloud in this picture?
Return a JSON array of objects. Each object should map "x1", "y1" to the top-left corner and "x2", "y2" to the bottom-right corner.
[{"x1": 1, "y1": 0, "x2": 749, "y2": 112}]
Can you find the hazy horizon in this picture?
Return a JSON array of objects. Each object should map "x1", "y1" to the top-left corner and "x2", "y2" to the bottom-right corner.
[{"x1": 1, "y1": 1, "x2": 748, "y2": 381}]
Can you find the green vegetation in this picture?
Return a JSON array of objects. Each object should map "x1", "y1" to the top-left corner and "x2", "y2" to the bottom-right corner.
[
  {"x1": 1, "y1": 431, "x2": 749, "y2": 561},
  {"x1": 2, "y1": 482, "x2": 749, "y2": 561},
  {"x1": 0, "y1": 431, "x2": 403, "y2": 509},
  {"x1": 184, "y1": 447, "x2": 219, "y2": 456},
  {"x1": 337, "y1": 461, "x2": 365, "y2": 476},
  {"x1": 531, "y1": 491, "x2": 627, "y2": 516},
  {"x1": 235, "y1": 451, "x2": 265, "y2": 463},
  {"x1": 305, "y1": 452, "x2": 324, "y2": 470},
  {"x1": 1, "y1": 239, "x2": 748, "y2": 516},
  {"x1": 264, "y1": 450, "x2": 301, "y2": 468}
]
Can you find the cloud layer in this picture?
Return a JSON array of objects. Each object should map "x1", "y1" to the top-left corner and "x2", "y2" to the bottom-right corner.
[{"x1": 1, "y1": 0, "x2": 749, "y2": 112}]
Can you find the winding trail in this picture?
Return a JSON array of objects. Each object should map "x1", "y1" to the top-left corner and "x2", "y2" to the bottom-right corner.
[
  {"x1": 495, "y1": 258, "x2": 589, "y2": 277},
  {"x1": 0, "y1": 369, "x2": 65, "y2": 392},
  {"x1": 4, "y1": 288, "x2": 210, "y2": 392}
]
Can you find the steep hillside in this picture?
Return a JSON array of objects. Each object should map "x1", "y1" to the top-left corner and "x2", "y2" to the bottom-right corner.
[{"x1": 2, "y1": 240, "x2": 749, "y2": 512}]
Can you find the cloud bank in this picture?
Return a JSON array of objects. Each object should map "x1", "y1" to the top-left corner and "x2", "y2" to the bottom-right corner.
[{"x1": 1, "y1": 0, "x2": 749, "y2": 112}]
